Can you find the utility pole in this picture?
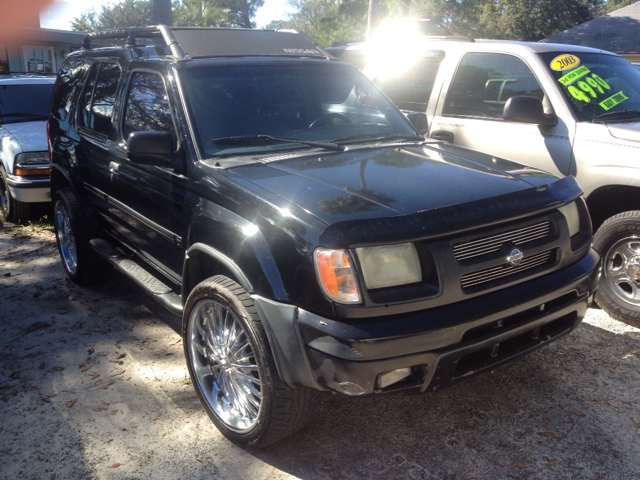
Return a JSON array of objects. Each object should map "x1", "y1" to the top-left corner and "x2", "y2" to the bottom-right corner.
[
  {"x1": 366, "y1": 0, "x2": 374, "y2": 39},
  {"x1": 151, "y1": 0, "x2": 173, "y2": 26}
]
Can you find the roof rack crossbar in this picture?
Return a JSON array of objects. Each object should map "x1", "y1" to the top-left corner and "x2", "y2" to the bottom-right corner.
[{"x1": 82, "y1": 25, "x2": 186, "y2": 60}]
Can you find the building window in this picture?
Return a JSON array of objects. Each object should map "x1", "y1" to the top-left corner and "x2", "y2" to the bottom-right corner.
[{"x1": 23, "y1": 46, "x2": 56, "y2": 73}]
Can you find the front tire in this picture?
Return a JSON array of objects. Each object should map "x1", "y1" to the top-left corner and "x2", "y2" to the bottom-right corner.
[
  {"x1": 0, "y1": 165, "x2": 31, "y2": 222},
  {"x1": 594, "y1": 211, "x2": 640, "y2": 323},
  {"x1": 183, "y1": 275, "x2": 318, "y2": 448},
  {"x1": 53, "y1": 188, "x2": 107, "y2": 284}
]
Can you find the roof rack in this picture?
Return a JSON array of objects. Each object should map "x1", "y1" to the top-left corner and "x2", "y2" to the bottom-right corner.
[{"x1": 82, "y1": 25, "x2": 328, "y2": 61}]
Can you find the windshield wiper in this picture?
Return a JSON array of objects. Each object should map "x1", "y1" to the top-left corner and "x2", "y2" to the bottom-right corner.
[
  {"x1": 597, "y1": 109, "x2": 640, "y2": 119},
  {"x1": 331, "y1": 133, "x2": 425, "y2": 144},
  {"x1": 211, "y1": 134, "x2": 345, "y2": 151}
]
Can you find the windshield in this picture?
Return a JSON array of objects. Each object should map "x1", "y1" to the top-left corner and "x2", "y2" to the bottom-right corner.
[
  {"x1": 0, "y1": 84, "x2": 54, "y2": 124},
  {"x1": 539, "y1": 52, "x2": 640, "y2": 121},
  {"x1": 179, "y1": 63, "x2": 416, "y2": 157}
]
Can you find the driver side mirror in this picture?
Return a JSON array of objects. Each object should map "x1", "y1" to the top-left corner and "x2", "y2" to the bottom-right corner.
[
  {"x1": 403, "y1": 111, "x2": 429, "y2": 135},
  {"x1": 503, "y1": 96, "x2": 558, "y2": 127},
  {"x1": 128, "y1": 131, "x2": 175, "y2": 166}
]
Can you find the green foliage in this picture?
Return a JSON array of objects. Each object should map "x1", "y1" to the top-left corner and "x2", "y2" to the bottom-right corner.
[
  {"x1": 71, "y1": 0, "x2": 264, "y2": 31},
  {"x1": 280, "y1": 0, "x2": 610, "y2": 45}
]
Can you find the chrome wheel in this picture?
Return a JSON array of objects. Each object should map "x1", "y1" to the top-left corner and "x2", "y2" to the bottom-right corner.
[
  {"x1": 603, "y1": 236, "x2": 640, "y2": 306},
  {"x1": 55, "y1": 200, "x2": 78, "y2": 276},
  {"x1": 0, "y1": 175, "x2": 8, "y2": 217},
  {"x1": 187, "y1": 298, "x2": 262, "y2": 432}
]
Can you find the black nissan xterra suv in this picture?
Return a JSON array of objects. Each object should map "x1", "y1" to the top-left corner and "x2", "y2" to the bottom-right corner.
[{"x1": 48, "y1": 26, "x2": 600, "y2": 448}]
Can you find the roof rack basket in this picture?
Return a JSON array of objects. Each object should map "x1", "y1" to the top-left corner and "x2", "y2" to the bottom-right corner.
[{"x1": 82, "y1": 25, "x2": 186, "y2": 60}]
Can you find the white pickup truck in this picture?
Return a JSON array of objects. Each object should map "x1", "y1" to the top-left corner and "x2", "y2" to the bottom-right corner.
[
  {"x1": 329, "y1": 36, "x2": 640, "y2": 323},
  {"x1": 0, "y1": 74, "x2": 55, "y2": 222}
]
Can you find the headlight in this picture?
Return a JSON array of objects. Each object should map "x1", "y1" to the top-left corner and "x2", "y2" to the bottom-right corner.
[
  {"x1": 15, "y1": 152, "x2": 50, "y2": 165},
  {"x1": 558, "y1": 201, "x2": 580, "y2": 237},
  {"x1": 314, "y1": 248, "x2": 361, "y2": 304},
  {"x1": 355, "y1": 242, "x2": 421, "y2": 290},
  {"x1": 14, "y1": 152, "x2": 50, "y2": 176}
]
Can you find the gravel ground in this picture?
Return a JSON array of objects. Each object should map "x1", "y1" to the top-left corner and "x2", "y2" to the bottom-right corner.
[{"x1": 1, "y1": 220, "x2": 639, "y2": 480}]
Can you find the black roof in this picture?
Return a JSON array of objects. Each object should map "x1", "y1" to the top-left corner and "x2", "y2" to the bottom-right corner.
[{"x1": 82, "y1": 25, "x2": 328, "y2": 61}]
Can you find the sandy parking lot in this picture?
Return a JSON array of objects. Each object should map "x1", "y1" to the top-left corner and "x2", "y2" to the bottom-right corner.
[{"x1": 1, "y1": 220, "x2": 639, "y2": 480}]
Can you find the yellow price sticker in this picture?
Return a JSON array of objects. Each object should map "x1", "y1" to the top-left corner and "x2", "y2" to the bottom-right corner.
[
  {"x1": 558, "y1": 65, "x2": 590, "y2": 86},
  {"x1": 599, "y1": 91, "x2": 629, "y2": 111}
]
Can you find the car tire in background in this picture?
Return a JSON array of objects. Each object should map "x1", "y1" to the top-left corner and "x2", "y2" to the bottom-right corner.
[
  {"x1": 0, "y1": 165, "x2": 31, "y2": 223},
  {"x1": 594, "y1": 210, "x2": 640, "y2": 324},
  {"x1": 53, "y1": 188, "x2": 108, "y2": 284},
  {"x1": 183, "y1": 275, "x2": 319, "y2": 448}
]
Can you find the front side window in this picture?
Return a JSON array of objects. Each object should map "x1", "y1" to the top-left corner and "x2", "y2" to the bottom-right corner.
[
  {"x1": 539, "y1": 52, "x2": 640, "y2": 122},
  {"x1": 372, "y1": 59, "x2": 442, "y2": 111},
  {"x1": 180, "y1": 63, "x2": 415, "y2": 158},
  {"x1": 123, "y1": 71, "x2": 175, "y2": 143},
  {"x1": 81, "y1": 62, "x2": 121, "y2": 136},
  {"x1": 443, "y1": 53, "x2": 544, "y2": 120}
]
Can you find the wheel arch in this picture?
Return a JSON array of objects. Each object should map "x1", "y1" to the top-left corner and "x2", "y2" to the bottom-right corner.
[
  {"x1": 182, "y1": 243, "x2": 255, "y2": 303},
  {"x1": 586, "y1": 185, "x2": 640, "y2": 232}
]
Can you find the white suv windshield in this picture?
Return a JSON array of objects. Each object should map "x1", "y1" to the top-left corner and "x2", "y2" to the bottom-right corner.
[
  {"x1": 540, "y1": 52, "x2": 640, "y2": 122},
  {"x1": 0, "y1": 84, "x2": 54, "y2": 124},
  {"x1": 180, "y1": 63, "x2": 416, "y2": 157}
]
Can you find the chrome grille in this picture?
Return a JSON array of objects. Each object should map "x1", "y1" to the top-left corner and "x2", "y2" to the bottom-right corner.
[
  {"x1": 460, "y1": 250, "x2": 554, "y2": 289},
  {"x1": 453, "y1": 221, "x2": 551, "y2": 261}
]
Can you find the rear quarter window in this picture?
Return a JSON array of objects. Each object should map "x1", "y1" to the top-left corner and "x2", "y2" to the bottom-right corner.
[{"x1": 51, "y1": 59, "x2": 87, "y2": 124}]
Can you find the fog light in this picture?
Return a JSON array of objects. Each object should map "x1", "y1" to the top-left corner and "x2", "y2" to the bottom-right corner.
[{"x1": 376, "y1": 367, "x2": 411, "y2": 389}]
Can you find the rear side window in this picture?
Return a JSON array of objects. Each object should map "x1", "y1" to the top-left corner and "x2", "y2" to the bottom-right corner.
[
  {"x1": 80, "y1": 62, "x2": 121, "y2": 136},
  {"x1": 51, "y1": 59, "x2": 86, "y2": 123},
  {"x1": 374, "y1": 60, "x2": 441, "y2": 111},
  {"x1": 443, "y1": 53, "x2": 544, "y2": 120},
  {"x1": 123, "y1": 71, "x2": 176, "y2": 143}
]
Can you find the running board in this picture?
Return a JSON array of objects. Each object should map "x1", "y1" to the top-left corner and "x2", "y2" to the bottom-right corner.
[{"x1": 90, "y1": 238, "x2": 183, "y2": 316}]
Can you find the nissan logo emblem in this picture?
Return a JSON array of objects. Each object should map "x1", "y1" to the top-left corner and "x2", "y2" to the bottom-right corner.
[{"x1": 507, "y1": 248, "x2": 524, "y2": 266}]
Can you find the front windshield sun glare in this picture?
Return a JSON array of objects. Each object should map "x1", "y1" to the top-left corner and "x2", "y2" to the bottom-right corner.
[{"x1": 180, "y1": 63, "x2": 415, "y2": 159}]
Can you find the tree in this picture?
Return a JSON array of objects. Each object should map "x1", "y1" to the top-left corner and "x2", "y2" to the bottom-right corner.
[
  {"x1": 72, "y1": 0, "x2": 263, "y2": 31},
  {"x1": 71, "y1": 0, "x2": 151, "y2": 31}
]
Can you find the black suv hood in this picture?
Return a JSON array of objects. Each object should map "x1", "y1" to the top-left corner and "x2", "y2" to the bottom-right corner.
[{"x1": 230, "y1": 142, "x2": 563, "y2": 225}]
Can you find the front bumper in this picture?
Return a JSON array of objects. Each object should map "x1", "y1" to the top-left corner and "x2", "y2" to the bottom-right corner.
[
  {"x1": 6, "y1": 176, "x2": 50, "y2": 203},
  {"x1": 253, "y1": 248, "x2": 600, "y2": 396}
]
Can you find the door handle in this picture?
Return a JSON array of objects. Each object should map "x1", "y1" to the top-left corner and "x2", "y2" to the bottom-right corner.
[
  {"x1": 109, "y1": 161, "x2": 120, "y2": 173},
  {"x1": 430, "y1": 130, "x2": 454, "y2": 143}
]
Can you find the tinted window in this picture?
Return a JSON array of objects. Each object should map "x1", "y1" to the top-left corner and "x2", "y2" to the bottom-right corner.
[
  {"x1": 443, "y1": 53, "x2": 543, "y2": 119},
  {"x1": 0, "y1": 84, "x2": 53, "y2": 124},
  {"x1": 83, "y1": 62, "x2": 121, "y2": 136},
  {"x1": 81, "y1": 64, "x2": 99, "y2": 128},
  {"x1": 123, "y1": 71, "x2": 175, "y2": 143},
  {"x1": 51, "y1": 59, "x2": 86, "y2": 123}
]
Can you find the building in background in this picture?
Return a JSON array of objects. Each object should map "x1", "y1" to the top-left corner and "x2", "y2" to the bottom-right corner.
[
  {"x1": 542, "y1": 3, "x2": 640, "y2": 63},
  {"x1": 0, "y1": 11, "x2": 85, "y2": 74}
]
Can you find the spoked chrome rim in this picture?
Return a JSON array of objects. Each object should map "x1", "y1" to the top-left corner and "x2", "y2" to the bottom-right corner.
[
  {"x1": 54, "y1": 201, "x2": 78, "y2": 275},
  {"x1": 187, "y1": 298, "x2": 262, "y2": 432},
  {"x1": 604, "y1": 236, "x2": 640, "y2": 306}
]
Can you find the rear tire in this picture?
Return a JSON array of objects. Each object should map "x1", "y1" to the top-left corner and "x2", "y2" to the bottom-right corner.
[
  {"x1": 0, "y1": 165, "x2": 31, "y2": 222},
  {"x1": 183, "y1": 275, "x2": 318, "y2": 448},
  {"x1": 594, "y1": 211, "x2": 640, "y2": 323},
  {"x1": 53, "y1": 188, "x2": 108, "y2": 284}
]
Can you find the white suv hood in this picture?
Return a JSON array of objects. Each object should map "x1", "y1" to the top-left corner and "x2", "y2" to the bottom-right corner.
[
  {"x1": 607, "y1": 121, "x2": 640, "y2": 143},
  {"x1": 0, "y1": 121, "x2": 48, "y2": 153}
]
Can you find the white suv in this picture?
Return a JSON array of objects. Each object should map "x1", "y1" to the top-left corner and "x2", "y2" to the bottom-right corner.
[
  {"x1": 0, "y1": 74, "x2": 55, "y2": 222},
  {"x1": 331, "y1": 36, "x2": 640, "y2": 323}
]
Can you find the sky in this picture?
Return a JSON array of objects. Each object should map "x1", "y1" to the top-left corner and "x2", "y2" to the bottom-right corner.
[{"x1": 40, "y1": 0, "x2": 293, "y2": 30}]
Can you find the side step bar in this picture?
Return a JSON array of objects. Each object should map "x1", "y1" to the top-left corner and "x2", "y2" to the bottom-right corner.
[{"x1": 90, "y1": 238, "x2": 183, "y2": 316}]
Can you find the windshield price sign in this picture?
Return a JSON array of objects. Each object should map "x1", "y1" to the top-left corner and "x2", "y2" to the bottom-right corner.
[{"x1": 550, "y1": 54, "x2": 581, "y2": 71}]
